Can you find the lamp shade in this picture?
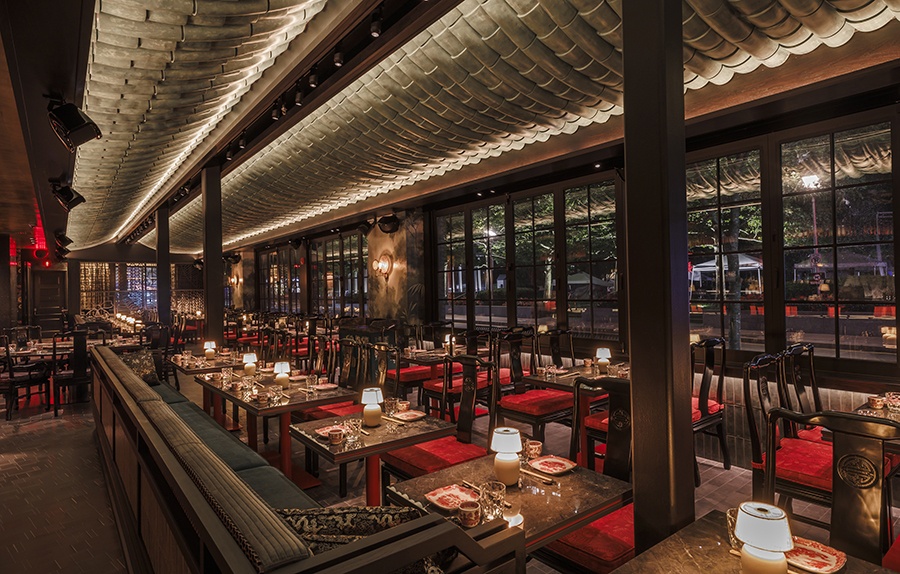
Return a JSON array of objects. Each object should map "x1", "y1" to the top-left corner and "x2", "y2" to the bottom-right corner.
[
  {"x1": 274, "y1": 361, "x2": 291, "y2": 375},
  {"x1": 734, "y1": 502, "x2": 793, "y2": 552},
  {"x1": 595, "y1": 348, "x2": 611, "y2": 360},
  {"x1": 491, "y1": 427, "x2": 523, "y2": 454},
  {"x1": 203, "y1": 341, "x2": 216, "y2": 350},
  {"x1": 243, "y1": 353, "x2": 258, "y2": 364},
  {"x1": 361, "y1": 387, "x2": 383, "y2": 405}
]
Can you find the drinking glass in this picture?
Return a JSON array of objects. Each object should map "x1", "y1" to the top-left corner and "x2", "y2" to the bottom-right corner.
[
  {"x1": 183, "y1": 350, "x2": 192, "y2": 359},
  {"x1": 886, "y1": 392, "x2": 900, "y2": 413},
  {"x1": 221, "y1": 367, "x2": 233, "y2": 382},
  {"x1": 479, "y1": 481, "x2": 506, "y2": 521},
  {"x1": 307, "y1": 374, "x2": 318, "y2": 388},
  {"x1": 384, "y1": 397, "x2": 399, "y2": 417},
  {"x1": 345, "y1": 418, "x2": 363, "y2": 445}
]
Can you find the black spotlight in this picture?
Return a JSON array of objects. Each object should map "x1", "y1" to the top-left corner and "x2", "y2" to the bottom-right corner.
[
  {"x1": 357, "y1": 220, "x2": 373, "y2": 235},
  {"x1": 377, "y1": 213, "x2": 400, "y2": 234},
  {"x1": 52, "y1": 184, "x2": 86, "y2": 212},
  {"x1": 56, "y1": 245, "x2": 70, "y2": 257},
  {"x1": 223, "y1": 253, "x2": 242, "y2": 265},
  {"x1": 55, "y1": 231, "x2": 73, "y2": 247},
  {"x1": 47, "y1": 101, "x2": 101, "y2": 153},
  {"x1": 370, "y1": 6, "x2": 383, "y2": 38},
  {"x1": 193, "y1": 258, "x2": 204, "y2": 270},
  {"x1": 33, "y1": 248, "x2": 49, "y2": 259},
  {"x1": 289, "y1": 238, "x2": 302, "y2": 250}
]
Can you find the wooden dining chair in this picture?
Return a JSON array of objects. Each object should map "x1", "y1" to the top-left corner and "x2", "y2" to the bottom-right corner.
[
  {"x1": 381, "y1": 354, "x2": 492, "y2": 500},
  {"x1": 775, "y1": 343, "x2": 825, "y2": 442},
  {"x1": 690, "y1": 337, "x2": 729, "y2": 486},
  {"x1": 374, "y1": 343, "x2": 431, "y2": 403},
  {"x1": 764, "y1": 407, "x2": 899, "y2": 564},
  {"x1": 535, "y1": 328, "x2": 575, "y2": 369},
  {"x1": 490, "y1": 328, "x2": 572, "y2": 443},
  {"x1": 1, "y1": 335, "x2": 51, "y2": 419},
  {"x1": 51, "y1": 331, "x2": 90, "y2": 416},
  {"x1": 537, "y1": 376, "x2": 635, "y2": 573}
]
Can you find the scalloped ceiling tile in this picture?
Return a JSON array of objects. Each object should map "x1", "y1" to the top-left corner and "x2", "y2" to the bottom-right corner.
[{"x1": 74, "y1": 0, "x2": 899, "y2": 254}]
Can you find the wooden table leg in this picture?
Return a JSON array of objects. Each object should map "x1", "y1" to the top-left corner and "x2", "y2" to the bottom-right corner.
[
  {"x1": 247, "y1": 413, "x2": 258, "y2": 451},
  {"x1": 365, "y1": 454, "x2": 381, "y2": 506},
  {"x1": 202, "y1": 388, "x2": 211, "y2": 414},
  {"x1": 212, "y1": 394, "x2": 225, "y2": 426},
  {"x1": 279, "y1": 412, "x2": 292, "y2": 480}
]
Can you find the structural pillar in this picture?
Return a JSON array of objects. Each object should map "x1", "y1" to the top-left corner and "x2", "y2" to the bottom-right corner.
[
  {"x1": 202, "y1": 166, "x2": 225, "y2": 346},
  {"x1": 156, "y1": 204, "x2": 172, "y2": 326},
  {"x1": 0, "y1": 235, "x2": 13, "y2": 328},
  {"x1": 623, "y1": 0, "x2": 695, "y2": 551},
  {"x1": 66, "y1": 260, "x2": 81, "y2": 325}
]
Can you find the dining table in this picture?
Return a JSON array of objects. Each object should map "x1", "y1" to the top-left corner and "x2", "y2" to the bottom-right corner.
[
  {"x1": 290, "y1": 411, "x2": 456, "y2": 505},
  {"x1": 385, "y1": 454, "x2": 632, "y2": 551},
  {"x1": 611, "y1": 509, "x2": 890, "y2": 573},
  {"x1": 193, "y1": 372, "x2": 356, "y2": 488}
]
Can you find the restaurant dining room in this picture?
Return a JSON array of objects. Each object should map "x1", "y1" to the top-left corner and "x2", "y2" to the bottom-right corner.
[{"x1": 2, "y1": 0, "x2": 900, "y2": 572}]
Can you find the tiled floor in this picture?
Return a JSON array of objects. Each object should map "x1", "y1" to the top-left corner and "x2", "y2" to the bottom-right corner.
[{"x1": 0, "y1": 367, "x2": 881, "y2": 573}]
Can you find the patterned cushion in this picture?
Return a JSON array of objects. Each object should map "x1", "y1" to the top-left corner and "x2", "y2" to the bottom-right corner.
[
  {"x1": 422, "y1": 375, "x2": 491, "y2": 395},
  {"x1": 499, "y1": 389, "x2": 572, "y2": 416},
  {"x1": 545, "y1": 504, "x2": 634, "y2": 573},
  {"x1": 119, "y1": 350, "x2": 161, "y2": 386},
  {"x1": 797, "y1": 425, "x2": 824, "y2": 442},
  {"x1": 757, "y1": 438, "x2": 833, "y2": 491},
  {"x1": 381, "y1": 436, "x2": 486, "y2": 477},
  {"x1": 387, "y1": 365, "x2": 434, "y2": 383},
  {"x1": 276, "y1": 507, "x2": 450, "y2": 573},
  {"x1": 691, "y1": 397, "x2": 722, "y2": 422}
]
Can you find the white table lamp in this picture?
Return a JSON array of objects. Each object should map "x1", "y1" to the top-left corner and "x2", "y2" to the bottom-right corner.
[
  {"x1": 595, "y1": 348, "x2": 611, "y2": 374},
  {"x1": 203, "y1": 341, "x2": 216, "y2": 359},
  {"x1": 491, "y1": 427, "x2": 523, "y2": 486},
  {"x1": 734, "y1": 502, "x2": 794, "y2": 574},
  {"x1": 362, "y1": 387, "x2": 384, "y2": 427},
  {"x1": 274, "y1": 361, "x2": 291, "y2": 388},
  {"x1": 243, "y1": 352, "x2": 258, "y2": 377}
]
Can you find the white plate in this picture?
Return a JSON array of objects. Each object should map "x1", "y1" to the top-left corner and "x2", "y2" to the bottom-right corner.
[
  {"x1": 314, "y1": 424, "x2": 350, "y2": 438},
  {"x1": 312, "y1": 383, "x2": 338, "y2": 391},
  {"x1": 392, "y1": 410, "x2": 426, "y2": 421},
  {"x1": 425, "y1": 484, "x2": 478, "y2": 510},
  {"x1": 785, "y1": 537, "x2": 847, "y2": 574},
  {"x1": 528, "y1": 455, "x2": 577, "y2": 475}
]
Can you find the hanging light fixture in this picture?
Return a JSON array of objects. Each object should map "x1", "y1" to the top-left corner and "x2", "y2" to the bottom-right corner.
[
  {"x1": 238, "y1": 131, "x2": 246, "y2": 149},
  {"x1": 370, "y1": 5, "x2": 383, "y2": 37},
  {"x1": 308, "y1": 66, "x2": 318, "y2": 88},
  {"x1": 333, "y1": 45, "x2": 344, "y2": 67}
]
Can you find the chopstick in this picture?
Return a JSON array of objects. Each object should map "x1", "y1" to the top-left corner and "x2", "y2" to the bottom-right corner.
[
  {"x1": 383, "y1": 416, "x2": 406, "y2": 426},
  {"x1": 359, "y1": 428, "x2": 370, "y2": 436},
  {"x1": 519, "y1": 468, "x2": 555, "y2": 485}
]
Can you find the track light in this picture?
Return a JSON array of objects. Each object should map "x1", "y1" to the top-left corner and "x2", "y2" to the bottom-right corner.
[
  {"x1": 377, "y1": 213, "x2": 400, "y2": 234},
  {"x1": 308, "y1": 67, "x2": 318, "y2": 88},
  {"x1": 55, "y1": 231, "x2": 73, "y2": 247},
  {"x1": 281, "y1": 99, "x2": 288, "y2": 116},
  {"x1": 223, "y1": 253, "x2": 242, "y2": 265},
  {"x1": 294, "y1": 81, "x2": 303, "y2": 106},
  {"x1": 370, "y1": 6, "x2": 382, "y2": 37},
  {"x1": 56, "y1": 245, "x2": 70, "y2": 257},
  {"x1": 46, "y1": 98, "x2": 101, "y2": 153},
  {"x1": 333, "y1": 46, "x2": 344, "y2": 67},
  {"x1": 271, "y1": 102, "x2": 281, "y2": 120},
  {"x1": 289, "y1": 238, "x2": 302, "y2": 249},
  {"x1": 225, "y1": 146, "x2": 234, "y2": 161},
  {"x1": 51, "y1": 183, "x2": 86, "y2": 212},
  {"x1": 238, "y1": 132, "x2": 246, "y2": 149},
  {"x1": 33, "y1": 248, "x2": 49, "y2": 259},
  {"x1": 357, "y1": 220, "x2": 373, "y2": 235},
  {"x1": 193, "y1": 258, "x2": 204, "y2": 270}
]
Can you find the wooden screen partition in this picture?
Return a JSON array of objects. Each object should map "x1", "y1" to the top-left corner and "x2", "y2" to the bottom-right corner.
[{"x1": 90, "y1": 347, "x2": 526, "y2": 574}]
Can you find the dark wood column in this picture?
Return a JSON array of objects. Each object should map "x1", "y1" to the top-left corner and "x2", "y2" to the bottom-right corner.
[
  {"x1": 156, "y1": 204, "x2": 172, "y2": 326},
  {"x1": 0, "y1": 235, "x2": 13, "y2": 329},
  {"x1": 66, "y1": 260, "x2": 81, "y2": 321},
  {"x1": 202, "y1": 165, "x2": 224, "y2": 345},
  {"x1": 623, "y1": 0, "x2": 695, "y2": 551}
]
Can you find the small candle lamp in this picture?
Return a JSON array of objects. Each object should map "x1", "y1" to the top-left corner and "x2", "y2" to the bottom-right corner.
[
  {"x1": 203, "y1": 341, "x2": 217, "y2": 360},
  {"x1": 595, "y1": 348, "x2": 611, "y2": 374},
  {"x1": 491, "y1": 427, "x2": 523, "y2": 486},
  {"x1": 362, "y1": 387, "x2": 384, "y2": 427},
  {"x1": 690, "y1": 333, "x2": 701, "y2": 344},
  {"x1": 274, "y1": 361, "x2": 291, "y2": 388},
  {"x1": 734, "y1": 502, "x2": 794, "y2": 574},
  {"x1": 196, "y1": 310, "x2": 202, "y2": 317},
  {"x1": 242, "y1": 352, "x2": 258, "y2": 377}
]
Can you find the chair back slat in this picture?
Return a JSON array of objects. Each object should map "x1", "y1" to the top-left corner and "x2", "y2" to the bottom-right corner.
[
  {"x1": 575, "y1": 376, "x2": 632, "y2": 482},
  {"x1": 691, "y1": 337, "x2": 725, "y2": 416},
  {"x1": 777, "y1": 343, "x2": 821, "y2": 414},
  {"x1": 444, "y1": 354, "x2": 494, "y2": 444}
]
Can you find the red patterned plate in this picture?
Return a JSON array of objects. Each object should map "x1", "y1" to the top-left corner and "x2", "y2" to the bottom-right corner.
[
  {"x1": 314, "y1": 424, "x2": 350, "y2": 437},
  {"x1": 528, "y1": 455, "x2": 577, "y2": 475},
  {"x1": 786, "y1": 537, "x2": 847, "y2": 573},
  {"x1": 425, "y1": 484, "x2": 478, "y2": 510},
  {"x1": 392, "y1": 410, "x2": 426, "y2": 421}
]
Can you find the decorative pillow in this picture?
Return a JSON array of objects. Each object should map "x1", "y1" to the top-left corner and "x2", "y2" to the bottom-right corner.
[
  {"x1": 276, "y1": 507, "x2": 453, "y2": 573},
  {"x1": 120, "y1": 350, "x2": 161, "y2": 386}
]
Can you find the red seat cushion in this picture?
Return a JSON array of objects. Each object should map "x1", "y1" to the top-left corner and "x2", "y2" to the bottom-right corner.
[
  {"x1": 381, "y1": 436, "x2": 486, "y2": 477},
  {"x1": 422, "y1": 375, "x2": 491, "y2": 394},
  {"x1": 545, "y1": 504, "x2": 635, "y2": 573},
  {"x1": 585, "y1": 411, "x2": 609, "y2": 432},
  {"x1": 183, "y1": 325, "x2": 197, "y2": 331},
  {"x1": 756, "y1": 438, "x2": 833, "y2": 491},
  {"x1": 883, "y1": 535, "x2": 900, "y2": 571},
  {"x1": 499, "y1": 389, "x2": 573, "y2": 416},
  {"x1": 691, "y1": 397, "x2": 722, "y2": 422},
  {"x1": 302, "y1": 402, "x2": 362, "y2": 420},
  {"x1": 291, "y1": 347, "x2": 309, "y2": 356},
  {"x1": 237, "y1": 336, "x2": 257, "y2": 343},
  {"x1": 387, "y1": 364, "x2": 434, "y2": 383},
  {"x1": 797, "y1": 425, "x2": 824, "y2": 443}
]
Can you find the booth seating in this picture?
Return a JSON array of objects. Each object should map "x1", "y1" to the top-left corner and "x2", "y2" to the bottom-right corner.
[{"x1": 91, "y1": 346, "x2": 524, "y2": 573}]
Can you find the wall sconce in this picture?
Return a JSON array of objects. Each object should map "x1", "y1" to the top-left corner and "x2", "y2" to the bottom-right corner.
[{"x1": 373, "y1": 253, "x2": 393, "y2": 279}]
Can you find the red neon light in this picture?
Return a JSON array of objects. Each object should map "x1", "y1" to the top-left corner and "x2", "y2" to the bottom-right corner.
[{"x1": 9, "y1": 238, "x2": 16, "y2": 266}]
